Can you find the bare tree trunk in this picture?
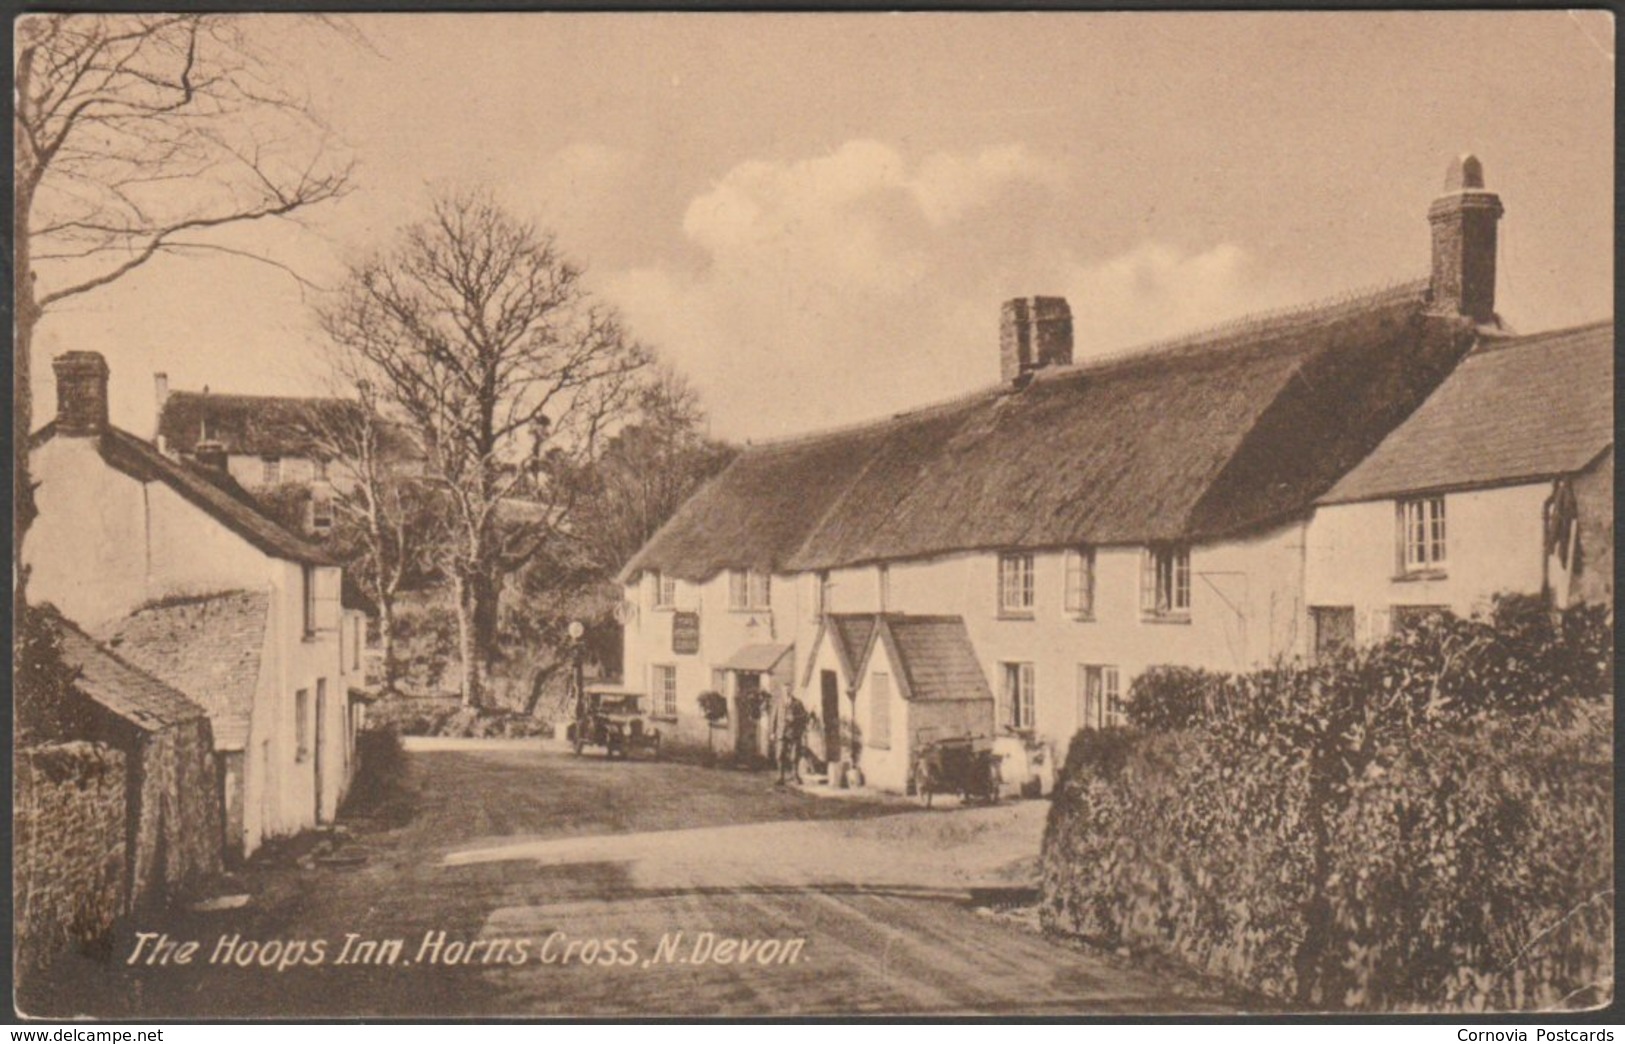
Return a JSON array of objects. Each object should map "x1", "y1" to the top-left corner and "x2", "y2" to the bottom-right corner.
[
  {"x1": 376, "y1": 599, "x2": 398, "y2": 693},
  {"x1": 454, "y1": 572, "x2": 483, "y2": 708}
]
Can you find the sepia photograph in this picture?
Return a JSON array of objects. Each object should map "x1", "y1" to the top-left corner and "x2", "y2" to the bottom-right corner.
[{"x1": 11, "y1": 10, "x2": 1615, "y2": 1020}]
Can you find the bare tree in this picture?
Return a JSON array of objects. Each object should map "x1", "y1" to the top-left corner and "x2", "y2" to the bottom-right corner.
[
  {"x1": 294, "y1": 386, "x2": 443, "y2": 693},
  {"x1": 319, "y1": 189, "x2": 649, "y2": 707},
  {"x1": 14, "y1": 13, "x2": 355, "y2": 621},
  {"x1": 568, "y1": 366, "x2": 737, "y2": 575}
]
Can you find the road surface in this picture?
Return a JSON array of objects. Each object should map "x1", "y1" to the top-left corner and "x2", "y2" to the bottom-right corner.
[{"x1": 21, "y1": 744, "x2": 1241, "y2": 1018}]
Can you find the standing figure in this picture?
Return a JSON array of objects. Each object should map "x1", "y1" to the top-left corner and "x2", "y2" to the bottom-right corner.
[{"x1": 778, "y1": 694, "x2": 809, "y2": 785}]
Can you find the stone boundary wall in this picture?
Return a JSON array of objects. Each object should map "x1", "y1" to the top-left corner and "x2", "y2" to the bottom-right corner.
[{"x1": 14, "y1": 742, "x2": 127, "y2": 970}]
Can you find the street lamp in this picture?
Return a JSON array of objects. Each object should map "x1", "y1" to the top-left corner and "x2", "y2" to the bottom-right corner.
[{"x1": 567, "y1": 619, "x2": 586, "y2": 724}]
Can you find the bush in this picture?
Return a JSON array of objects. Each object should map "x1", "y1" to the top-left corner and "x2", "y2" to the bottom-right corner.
[
  {"x1": 1042, "y1": 598, "x2": 1613, "y2": 1011},
  {"x1": 1124, "y1": 665, "x2": 1228, "y2": 731}
]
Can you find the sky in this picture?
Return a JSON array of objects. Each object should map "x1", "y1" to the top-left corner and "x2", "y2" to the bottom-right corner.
[{"x1": 28, "y1": 11, "x2": 1615, "y2": 443}]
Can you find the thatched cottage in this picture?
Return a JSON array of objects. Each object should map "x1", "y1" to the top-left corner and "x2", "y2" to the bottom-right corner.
[{"x1": 615, "y1": 156, "x2": 1608, "y2": 794}]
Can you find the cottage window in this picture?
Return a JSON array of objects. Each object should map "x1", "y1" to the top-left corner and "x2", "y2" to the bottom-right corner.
[
  {"x1": 1077, "y1": 665, "x2": 1122, "y2": 730},
  {"x1": 1311, "y1": 606, "x2": 1356, "y2": 663},
  {"x1": 729, "y1": 570, "x2": 771, "y2": 610},
  {"x1": 1064, "y1": 547, "x2": 1096, "y2": 616},
  {"x1": 998, "y1": 553, "x2": 1035, "y2": 616},
  {"x1": 1001, "y1": 662, "x2": 1036, "y2": 731},
  {"x1": 652, "y1": 664, "x2": 678, "y2": 718},
  {"x1": 878, "y1": 565, "x2": 891, "y2": 612},
  {"x1": 262, "y1": 456, "x2": 282, "y2": 485},
  {"x1": 870, "y1": 672, "x2": 892, "y2": 750},
  {"x1": 1399, "y1": 496, "x2": 1447, "y2": 573},
  {"x1": 314, "y1": 458, "x2": 330, "y2": 481},
  {"x1": 302, "y1": 564, "x2": 317, "y2": 637},
  {"x1": 311, "y1": 491, "x2": 335, "y2": 532},
  {"x1": 1141, "y1": 546, "x2": 1191, "y2": 618},
  {"x1": 653, "y1": 571, "x2": 676, "y2": 609},
  {"x1": 295, "y1": 688, "x2": 311, "y2": 762},
  {"x1": 815, "y1": 571, "x2": 832, "y2": 616},
  {"x1": 1391, "y1": 604, "x2": 1448, "y2": 633}
]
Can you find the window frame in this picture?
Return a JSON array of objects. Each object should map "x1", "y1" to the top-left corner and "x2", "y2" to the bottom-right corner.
[
  {"x1": 652, "y1": 570, "x2": 677, "y2": 610},
  {"x1": 1064, "y1": 547, "x2": 1096, "y2": 617},
  {"x1": 262, "y1": 456, "x2": 282, "y2": 486},
  {"x1": 1001, "y1": 661, "x2": 1036, "y2": 731},
  {"x1": 1397, "y1": 496, "x2": 1448, "y2": 575},
  {"x1": 1141, "y1": 545, "x2": 1192, "y2": 620},
  {"x1": 1076, "y1": 664, "x2": 1122, "y2": 730},
  {"x1": 311, "y1": 490, "x2": 335, "y2": 532},
  {"x1": 728, "y1": 569, "x2": 771, "y2": 611},
  {"x1": 998, "y1": 552, "x2": 1036, "y2": 617},
  {"x1": 652, "y1": 664, "x2": 679, "y2": 718}
]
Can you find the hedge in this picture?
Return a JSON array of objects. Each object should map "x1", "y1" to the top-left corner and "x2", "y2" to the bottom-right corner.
[{"x1": 1041, "y1": 596, "x2": 1613, "y2": 1011}]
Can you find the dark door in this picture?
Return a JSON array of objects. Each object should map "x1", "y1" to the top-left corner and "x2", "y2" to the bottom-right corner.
[
  {"x1": 734, "y1": 676, "x2": 761, "y2": 759},
  {"x1": 821, "y1": 670, "x2": 841, "y2": 763},
  {"x1": 314, "y1": 681, "x2": 327, "y2": 823},
  {"x1": 1311, "y1": 606, "x2": 1356, "y2": 663}
]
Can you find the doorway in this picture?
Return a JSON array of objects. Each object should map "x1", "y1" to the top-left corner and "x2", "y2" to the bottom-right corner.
[
  {"x1": 820, "y1": 670, "x2": 841, "y2": 764},
  {"x1": 734, "y1": 674, "x2": 762, "y2": 760},
  {"x1": 314, "y1": 680, "x2": 328, "y2": 823}
]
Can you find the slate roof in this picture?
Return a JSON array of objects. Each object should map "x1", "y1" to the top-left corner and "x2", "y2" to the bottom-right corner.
[
  {"x1": 51, "y1": 613, "x2": 211, "y2": 733},
  {"x1": 98, "y1": 590, "x2": 271, "y2": 752},
  {"x1": 626, "y1": 281, "x2": 1479, "y2": 580},
  {"x1": 880, "y1": 615, "x2": 995, "y2": 703},
  {"x1": 33, "y1": 423, "x2": 336, "y2": 565},
  {"x1": 158, "y1": 391, "x2": 420, "y2": 461},
  {"x1": 1321, "y1": 320, "x2": 1615, "y2": 504},
  {"x1": 824, "y1": 614, "x2": 993, "y2": 703}
]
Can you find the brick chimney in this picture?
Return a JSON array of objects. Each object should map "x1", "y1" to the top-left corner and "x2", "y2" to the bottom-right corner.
[
  {"x1": 193, "y1": 439, "x2": 229, "y2": 473},
  {"x1": 1428, "y1": 154, "x2": 1503, "y2": 323},
  {"x1": 52, "y1": 351, "x2": 111, "y2": 436},
  {"x1": 1000, "y1": 296, "x2": 1073, "y2": 384}
]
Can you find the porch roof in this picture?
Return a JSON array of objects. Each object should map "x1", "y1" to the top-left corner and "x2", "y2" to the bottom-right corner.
[{"x1": 722, "y1": 643, "x2": 794, "y2": 673}]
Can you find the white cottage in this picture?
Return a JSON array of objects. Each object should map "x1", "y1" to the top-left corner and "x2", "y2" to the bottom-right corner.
[
  {"x1": 619, "y1": 158, "x2": 1533, "y2": 793},
  {"x1": 1305, "y1": 320, "x2": 1613, "y2": 655},
  {"x1": 28, "y1": 352, "x2": 368, "y2": 858}
]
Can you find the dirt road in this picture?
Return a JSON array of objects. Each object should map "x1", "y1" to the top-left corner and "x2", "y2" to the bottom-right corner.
[{"x1": 22, "y1": 746, "x2": 1238, "y2": 1018}]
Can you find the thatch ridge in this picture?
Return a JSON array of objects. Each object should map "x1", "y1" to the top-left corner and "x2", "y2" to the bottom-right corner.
[{"x1": 627, "y1": 280, "x2": 1473, "y2": 580}]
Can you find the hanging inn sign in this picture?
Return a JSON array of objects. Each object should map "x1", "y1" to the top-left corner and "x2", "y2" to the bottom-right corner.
[{"x1": 672, "y1": 611, "x2": 701, "y2": 655}]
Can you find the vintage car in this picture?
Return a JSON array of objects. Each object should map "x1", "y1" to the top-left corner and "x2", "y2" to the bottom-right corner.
[{"x1": 567, "y1": 689, "x2": 662, "y2": 759}]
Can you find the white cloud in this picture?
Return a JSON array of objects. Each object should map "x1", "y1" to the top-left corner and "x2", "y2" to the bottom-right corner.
[
  {"x1": 608, "y1": 140, "x2": 1295, "y2": 440},
  {"x1": 1060, "y1": 241, "x2": 1301, "y2": 358}
]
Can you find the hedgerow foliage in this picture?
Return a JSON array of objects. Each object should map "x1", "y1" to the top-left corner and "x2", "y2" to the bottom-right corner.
[{"x1": 1041, "y1": 595, "x2": 1613, "y2": 1011}]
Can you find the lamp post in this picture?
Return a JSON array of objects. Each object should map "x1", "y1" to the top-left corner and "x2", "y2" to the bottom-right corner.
[{"x1": 568, "y1": 619, "x2": 586, "y2": 725}]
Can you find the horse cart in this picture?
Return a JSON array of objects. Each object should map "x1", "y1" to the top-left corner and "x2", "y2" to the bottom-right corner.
[
  {"x1": 568, "y1": 690, "x2": 662, "y2": 759},
  {"x1": 910, "y1": 731, "x2": 1001, "y2": 807}
]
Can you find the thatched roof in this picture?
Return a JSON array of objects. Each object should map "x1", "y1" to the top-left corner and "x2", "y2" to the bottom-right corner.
[
  {"x1": 159, "y1": 390, "x2": 420, "y2": 462},
  {"x1": 1321, "y1": 319, "x2": 1614, "y2": 504},
  {"x1": 627, "y1": 281, "x2": 1478, "y2": 581}
]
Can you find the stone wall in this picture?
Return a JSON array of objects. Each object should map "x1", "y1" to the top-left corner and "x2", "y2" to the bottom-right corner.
[
  {"x1": 14, "y1": 742, "x2": 128, "y2": 971},
  {"x1": 128, "y1": 719, "x2": 224, "y2": 910}
]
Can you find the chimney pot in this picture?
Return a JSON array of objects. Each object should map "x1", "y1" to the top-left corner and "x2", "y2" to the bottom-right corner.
[
  {"x1": 1428, "y1": 154, "x2": 1503, "y2": 323},
  {"x1": 52, "y1": 351, "x2": 111, "y2": 436},
  {"x1": 999, "y1": 296, "x2": 1073, "y2": 385}
]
